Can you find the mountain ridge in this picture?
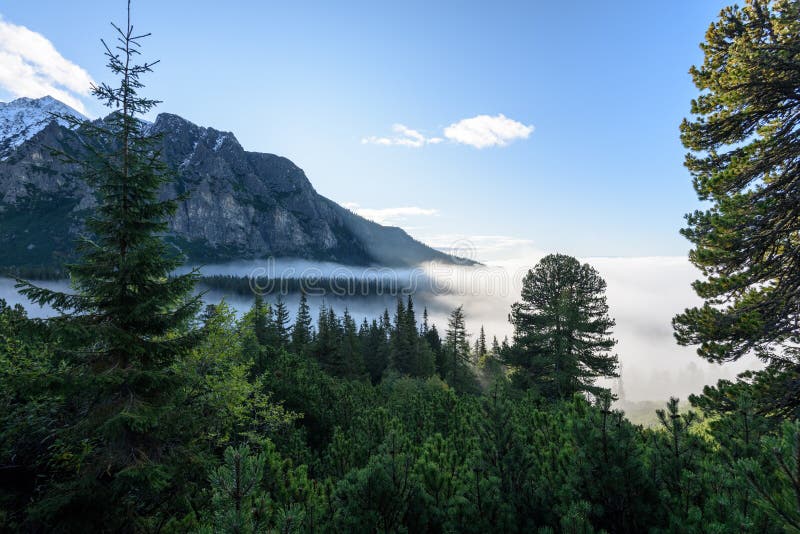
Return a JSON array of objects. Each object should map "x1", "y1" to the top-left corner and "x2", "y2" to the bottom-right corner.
[{"x1": 0, "y1": 96, "x2": 467, "y2": 271}]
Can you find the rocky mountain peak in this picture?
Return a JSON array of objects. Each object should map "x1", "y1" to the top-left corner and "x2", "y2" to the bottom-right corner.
[{"x1": 0, "y1": 96, "x2": 85, "y2": 160}]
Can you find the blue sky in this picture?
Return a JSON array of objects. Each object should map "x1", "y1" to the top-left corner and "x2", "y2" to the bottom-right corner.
[{"x1": 0, "y1": 0, "x2": 730, "y2": 259}]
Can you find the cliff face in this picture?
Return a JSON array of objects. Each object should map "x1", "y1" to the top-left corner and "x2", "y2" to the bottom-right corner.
[{"x1": 0, "y1": 97, "x2": 461, "y2": 270}]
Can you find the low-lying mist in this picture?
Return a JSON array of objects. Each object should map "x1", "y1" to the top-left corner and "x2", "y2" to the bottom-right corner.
[{"x1": 1, "y1": 254, "x2": 759, "y2": 403}]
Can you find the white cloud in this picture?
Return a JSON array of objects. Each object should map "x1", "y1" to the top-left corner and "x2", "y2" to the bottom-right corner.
[
  {"x1": 361, "y1": 123, "x2": 442, "y2": 148},
  {"x1": 443, "y1": 114, "x2": 533, "y2": 148},
  {"x1": 344, "y1": 202, "x2": 439, "y2": 225},
  {"x1": 363, "y1": 114, "x2": 533, "y2": 149},
  {"x1": 0, "y1": 16, "x2": 94, "y2": 114}
]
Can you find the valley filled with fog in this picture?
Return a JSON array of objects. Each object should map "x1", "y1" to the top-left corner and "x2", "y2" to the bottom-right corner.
[{"x1": 1, "y1": 252, "x2": 757, "y2": 402}]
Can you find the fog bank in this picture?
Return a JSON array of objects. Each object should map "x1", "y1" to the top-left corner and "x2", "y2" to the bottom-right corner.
[{"x1": 1, "y1": 253, "x2": 760, "y2": 402}]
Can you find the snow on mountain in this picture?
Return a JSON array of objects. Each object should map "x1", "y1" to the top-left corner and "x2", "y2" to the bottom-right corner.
[{"x1": 0, "y1": 96, "x2": 86, "y2": 160}]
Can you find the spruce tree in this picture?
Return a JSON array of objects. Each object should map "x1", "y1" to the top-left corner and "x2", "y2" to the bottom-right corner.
[
  {"x1": 390, "y1": 298, "x2": 414, "y2": 374},
  {"x1": 314, "y1": 303, "x2": 342, "y2": 371},
  {"x1": 478, "y1": 333, "x2": 504, "y2": 380},
  {"x1": 362, "y1": 317, "x2": 390, "y2": 383},
  {"x1": 443, "y1": 306, "x2": 475, "y2": 390},
  {"x1": 336, "y1": 308, "x2": 365, "y2": 378},
  {"x1": 15, "y1": 2, "x2": 204, "y2": 527},
  {"x1": 506, "y1": 254, "x2": 617, "y2": 399},
  {"x1": 425, "y1": 323, "x2": 445, "y2": 377},
  {"x1": 272, "y1": 295, "x2": 291, "y2": 349},
  {"x1": 291, "y1": 292, "x2": 313, "y2": 355},
  {"x1": 474, "y1": 326, "x2": 488, "y2": 362},
  {"x1": 251, "y1": 293, "x2": 273, "y2": 347},
  {"x1": 491, "y1": 336, "x2": 501, "y2": 358}
]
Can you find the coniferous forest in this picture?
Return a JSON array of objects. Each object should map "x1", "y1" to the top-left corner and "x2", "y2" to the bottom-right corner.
[{"x1": 2, "y1": 0, "x2": 800, "y2": 532}]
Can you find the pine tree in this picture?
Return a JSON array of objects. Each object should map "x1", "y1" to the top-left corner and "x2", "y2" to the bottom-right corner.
[
  {"x1": 291, "y1": 292, "x2": 313, "y2": 355},
  {"x1": 382, "y1": 308, "x2": 392, "y2": 335},
  {"x1": 240, "y1": 294, "x2": 282, "y2": 374},
  {"x1": 362, "y1": 317, "x2": 391, "y2": 383},
  {"x1": 425, "y1": 323, "x2": 445, "y2": 377},
  {"x1": 207, "y1": 445, "x2": 267, "y2": 533},
  {"x1": 407, "y1": 297, "x2": 434, "y2": 377},
  {"x1": 272, "y1": 295, "x2": 291, "y2": 349},
  {"x1": 443, "y1": 306, "x2": 476, "y2": 391},
  {"x1": 673, "y1": 0, "x2": 800, "y2": 414},
  {"x1": 650, "y1": 397, "x2": 705, "y2": 530},
  {"x1": 506, "y1": 254, "x2": 617, "y2": 399},
  {"x1": 491, "y1": 336, "x2": 501, "y2": 358},
  {"x1": 314, "y1": 304, "x2": 343, "y2": 371},
  {"x1": 416, "y1": 338, "x2": 437, "y2": 379},
  {"x1": 474, "y1": 326, "x2": 488, "y2": 363},
  {"x1": 251, "y1": 293, "x2": 273, "y2": 347},
  {"x1": 15, "y1": 3, "x2": 204, "y2": 527},
  {"x1": 477, "y1": 333, "x2": 504, "y2": 381},
  {"x1": 390, "y1": 298, "x2": 415, "y2": 374},
  {"x1": 336, "y1": 308, "x2": 365, "y2": 379}
]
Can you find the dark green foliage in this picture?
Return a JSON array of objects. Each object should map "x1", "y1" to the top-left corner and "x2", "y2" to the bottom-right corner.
[
  {"x1": 204, "y1": 441, "x2": 315, "y2": 533},
  {"x1": 206, "y1": 445, "x2": 267, "y2": 533},
  {"x1": 0, "y1": 192, "x2": 82, "y2": 271},
  {"x1": 737, "y1": 420, "x2": 800, "y2": 531},
  {"x1": 474, "y1": 325, "x2": 487, "y2": 361},
  {"x1": 673, "y1": 0, "x2": 800, "y2": 413},
  {"x1": 506, "y1": 253, "x2": 618, "y2": 399},
  {"x1": 312, "y1": 303, "x2": 340, "y2": 370},
  {"x1": 4, "y1": 291, "x2": 799, "y2": 532},
  {"x1": 335, "y1": 308, "x2": 367, "y2": 379},
  {"x1": 360, "y1": 317, "x2": 391, "y2": 383},
  {"x1": 251, "y1": 293, "x2": 273, "y2": 347},
  {"x1": 291, "y1": 292, "x2": 313, "y2": 355},
  {"x1": 645, "y1": 398, "x2": 707, "y2": 530},
  {"x1": 272, "y1": 296, "x2": 291, "y2": 349},
  {"x1": 389, "y1": 297, "x2": 415, "y2": 374},
  {"x1": 442, "y1": 305, "x2": 478, "y2": 392},
  {"x1": 9, "y1": 6, "x2": 206, "y2": 529}
]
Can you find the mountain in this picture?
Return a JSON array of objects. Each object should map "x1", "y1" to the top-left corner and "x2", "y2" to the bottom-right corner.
[
  {"x1": 0, "y1": 96, "x2": 466, "y2": 272},
  {"x1": 0, "y1": 96, "x2": 85, "y2": 160}
]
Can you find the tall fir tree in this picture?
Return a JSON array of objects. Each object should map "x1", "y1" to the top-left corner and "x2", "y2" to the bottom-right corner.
[
  {"x1": 15, "y1": 2, "x2": 204, "y2": 528},
  {"x1": 272, "y1": 295, "x2": 291, "y2": 349},
  {"x1": 362, "y1": 316, "x2": 391, "y2": 383},
  {"x1": 491, "y1": 336, "x2": 501, "y2": 358},
  {"x1": 251, "y1": 293, "x2": 273, "y2": 347},
  {"x1": 474, "y1": 326, "x2": 488, "y2": 362},
  {"x1": 443, "y1": 306, "x2": 475, "y2": 391},
  {"x1": 313, "y1": 303, "x2": 336, "y2": 368},
  {"x1": 390, "y1": 298, "x2": 413, "y2": 374},
  {"x1": 335, "y1": 308, "x2": 366, "y2": 379},
  {"x1": 424, "y1": 322, "x2": 445, "y2": 377},
  {"x1": 291, "y1": 292, "x2": 313, "y2": 355},
  {"x1": 478, "y1": 331, "x2": 503, "y2": 380}
]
